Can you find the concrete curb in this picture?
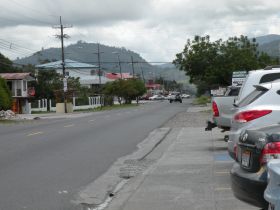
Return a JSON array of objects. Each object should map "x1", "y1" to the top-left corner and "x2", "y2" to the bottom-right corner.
[{"x1": 73, "y1": 127, "x2": 171, "y2": 208}]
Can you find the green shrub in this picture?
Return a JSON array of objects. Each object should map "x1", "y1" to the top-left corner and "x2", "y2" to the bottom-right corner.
[
  {"x1": 193, "y1": 95, "x2": 210, "y2": 105},
  {"x1": 0, "y1": 77, "x2": 12, "y2": 110}
]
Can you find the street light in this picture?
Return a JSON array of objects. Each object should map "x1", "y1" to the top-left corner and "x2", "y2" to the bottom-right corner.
[{"x1": 112, "y1": 52, "x2": 122, "y2": 79}]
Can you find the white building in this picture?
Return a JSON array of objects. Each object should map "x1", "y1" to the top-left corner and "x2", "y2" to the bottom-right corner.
[{"x1": 36, "y1": 59, "x2": 112, "y2": 88}]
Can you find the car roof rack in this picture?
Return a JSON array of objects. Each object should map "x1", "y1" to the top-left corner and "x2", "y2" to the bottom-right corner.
[{"x1": 264, "y1": 65, "x2": 280, "y2": 70}]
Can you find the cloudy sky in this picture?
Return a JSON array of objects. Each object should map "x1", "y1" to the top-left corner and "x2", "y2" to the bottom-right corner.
[{"x1": 1, "y1": 0, "x2": 280, "y2": 63}]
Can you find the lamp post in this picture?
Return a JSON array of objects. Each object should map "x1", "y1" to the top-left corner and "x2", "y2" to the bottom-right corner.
[{"x1": 112, "y1": 52, "x2": 122, "y2": 79}]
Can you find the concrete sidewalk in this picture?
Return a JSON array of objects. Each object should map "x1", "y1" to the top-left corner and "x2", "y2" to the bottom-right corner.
[{"x1": 104, "y1": 106, "x2": 257, "y2": 210}]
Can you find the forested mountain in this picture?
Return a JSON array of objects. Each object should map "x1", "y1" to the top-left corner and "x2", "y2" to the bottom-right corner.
[
  {"x1": 254, "y1": 34, "x2": 280, "y2": 58},
  {"x1": 14, "y1": 41, "x2": 187, "y2": 82},
  {"x1": 10, "y1": 34, "x2": 280, "y2": 84},
  {"x1": 255, "y1": 34, "x2": 280, "y2": 45}
]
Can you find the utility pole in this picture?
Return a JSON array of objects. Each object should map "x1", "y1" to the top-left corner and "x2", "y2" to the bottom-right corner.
[
  {"x1": 118, "y1": 54, "x2": 123, "y2": 79},
  {"x1": 54, "y1": 16, "x2": 72, "y2": 113},
  {"x1": 93, "y1": 43, "x2": 104, "y2": 92},
  {"x1": 97, "y1": 44, "x2": 101, "y2": 87},
  {"x1": 131, "y1": 56, "x2": 135, "y2": 78},
  {"x1": 112, "y1": 52, "x2": 122, "y2": 79},
  {"x1": 138, "y1": 62, "x2": 145, "y2": 83},
  {"x1": 141, "y1": 67, "x2": 145, "y2": 83}
]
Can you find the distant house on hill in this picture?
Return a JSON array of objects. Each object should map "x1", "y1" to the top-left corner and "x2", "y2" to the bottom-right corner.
[
  {"x1": 0, "y1": 72, "x2": 35, "y2": 114},
  {"x1": 35, "y1": 59, "x2": 112, "y2": 88}
]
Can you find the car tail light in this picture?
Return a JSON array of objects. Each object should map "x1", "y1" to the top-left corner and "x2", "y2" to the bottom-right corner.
[
  {"x1": 212, "y1": 101, "x2": 219, "y2": 117},
  {"x1": 260, "y1": 142, "x2": 280, "y2": 165},
  {"x1": 234, "y1": 110, "x2": 272, "y2": 123}
]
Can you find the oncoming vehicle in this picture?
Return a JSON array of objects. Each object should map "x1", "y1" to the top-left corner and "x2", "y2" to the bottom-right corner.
[
  {"x1": 169, "y1": 94, "x2": 182, "y2": 103},
  {"x1": 149, "y1": 94, "x2": 165, "y2": 100},
  {"x1": 181, "y1": 94, "x2": 190, "y2": 99}
]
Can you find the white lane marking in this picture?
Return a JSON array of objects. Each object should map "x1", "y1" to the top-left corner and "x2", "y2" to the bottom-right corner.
[
  {"x1": 64, "y1": 124, "x2": 74, "y2": 128},
  {"x1": 27, "y1": 131, "x2": 43, "y2": 136},
  {"x1": 89, "y1": 119, "x2": 96, "y2": 122},
  {"x1": 58, "y1": 190, "x2": 68, "y2": 194}
]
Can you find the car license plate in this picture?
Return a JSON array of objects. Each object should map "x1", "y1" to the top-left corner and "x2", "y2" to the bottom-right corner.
[{"x1": 241, "y1": 150, "x2": 251, "y2": 167}]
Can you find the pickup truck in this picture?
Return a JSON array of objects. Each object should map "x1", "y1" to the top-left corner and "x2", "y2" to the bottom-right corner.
[{"x1": 206, "y1": 86, "x2": 240, "y2": 131}]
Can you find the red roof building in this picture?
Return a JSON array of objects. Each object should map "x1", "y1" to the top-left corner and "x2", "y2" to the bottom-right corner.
[
  {"x1": 105, "y1": 73, "x2": 133, "y2": 80},
  {"x1": 0, "y1": 72, "x2": 35, "y2": 114},
  {"x1": 0, "y1": 72, "x2": 34, "y2": 80},
  {"x1": 145, "y1": 80, "x2": 162, "y2": 90}
]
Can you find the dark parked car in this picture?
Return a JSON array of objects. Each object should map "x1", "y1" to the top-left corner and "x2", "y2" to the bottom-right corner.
[
  {"x1": 169, "y1": 94, "x2": 182, "y2": 103},
  {"x1": 230, "y1": 124, "x2": 280, "y2": 209}
]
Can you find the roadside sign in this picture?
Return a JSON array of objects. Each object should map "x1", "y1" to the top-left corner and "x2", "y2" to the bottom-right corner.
[
  {"x1": 232, "y1": 71, "x2": 247, "y2": 86},
  {"x1": 211, "y1": 87, "x2": 226, "y2": 96}
]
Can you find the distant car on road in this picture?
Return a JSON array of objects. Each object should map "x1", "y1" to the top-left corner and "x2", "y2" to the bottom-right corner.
[
  {"x1": 139, "y1": 94, "x2": 152, "y2": 100},
  {"x1": 149, "y1": 95, "x2": 165, "y2": 100},
  {"x1": 231, "y1": 124, "x2": 280, "y2": 209},
  {"x1": 169, "y1": 94, "x2": 182, "y2": 103},
  {"x1": 181, "y1": 94, "x2": 190, "y2": 99}
]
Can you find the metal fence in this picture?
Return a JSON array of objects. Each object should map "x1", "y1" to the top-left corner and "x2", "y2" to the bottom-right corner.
[{"x1": 30, "y1": 96, "x2": 103, "y2": 112}]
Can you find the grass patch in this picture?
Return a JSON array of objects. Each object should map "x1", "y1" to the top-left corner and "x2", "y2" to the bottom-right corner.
[
  {"x1": 31, "y1": 111, "x2": 55, "y2": 114},
  {"x1": 193, "y1": 96, "x2": 211, "y2": 105},
  {"x1": 0, "y1": 119, "x2": 19, "y2": 124}
]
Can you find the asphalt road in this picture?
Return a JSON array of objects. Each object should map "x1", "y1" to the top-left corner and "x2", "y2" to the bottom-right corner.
[{"x1": 0, "y1": 100, "x2": 191, "y2": 210}]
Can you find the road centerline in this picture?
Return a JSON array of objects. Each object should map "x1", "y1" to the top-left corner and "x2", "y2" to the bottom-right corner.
[
  {"x1": 27, "y1": 131, "x2": 43, "y2": 137},
  {"x1": 64, "y1": 124, "x2": 75, "y2": 128}
]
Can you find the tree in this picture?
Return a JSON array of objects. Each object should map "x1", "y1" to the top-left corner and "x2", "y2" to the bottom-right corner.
[
  {"x1": 173, "y1": 35, "x2": 278, "y2": 95},
  {"x1": 32, "y1": 70, "x2": 62, "y2": 100},
  {"x1": 0, "y1": 53, "x2": 21, "y2": 73},
  {"x1": 103, "y1": 79, "x2": 146, "y2": 104},
  {"x1": 0, "y1": 77, "x2": 12, "y2": 110},
  {"x1": 33, "y1": 70, "x2": 82, "y2": 104}
]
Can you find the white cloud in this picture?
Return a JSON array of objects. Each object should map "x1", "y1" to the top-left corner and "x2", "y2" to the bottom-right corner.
[{"x1": 0, "y1": 0, "x2": 280, "y2": 62}]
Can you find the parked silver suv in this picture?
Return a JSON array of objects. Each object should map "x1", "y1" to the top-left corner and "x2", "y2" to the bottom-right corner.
[{"x1": 228, "y1": 80, "x2": 280, "y2": 159}]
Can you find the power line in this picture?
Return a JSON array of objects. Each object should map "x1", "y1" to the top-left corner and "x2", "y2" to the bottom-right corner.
[
  {"x1": 0, "y1": 43, "x2": 32, "y2": 55},
  {"x1": 0, "y1": 38, "x2": 37, "y2": 52}
]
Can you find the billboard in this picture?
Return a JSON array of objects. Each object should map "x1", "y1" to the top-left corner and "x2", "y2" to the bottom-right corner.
[{"x1": 232, "y1": 71, "x2": 247, "y2": 86}]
